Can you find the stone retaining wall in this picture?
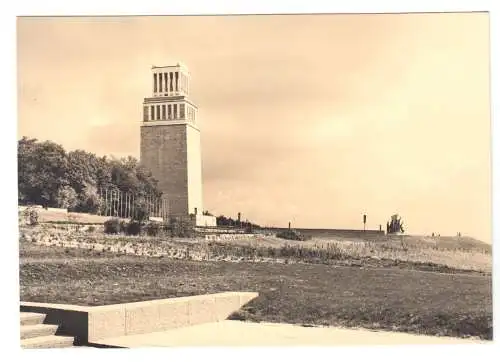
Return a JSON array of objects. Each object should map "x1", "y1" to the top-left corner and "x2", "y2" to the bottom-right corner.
[{"x1": 21, "y1": 292, "x2": 258, "y2": 345}]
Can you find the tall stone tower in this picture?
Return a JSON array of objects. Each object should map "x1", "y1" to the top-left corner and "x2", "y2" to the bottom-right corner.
[{"x1": 140, "y1": 63, "x2": 203, "y2": 217}]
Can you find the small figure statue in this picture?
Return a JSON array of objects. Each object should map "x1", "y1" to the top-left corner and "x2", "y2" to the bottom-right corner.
[{"x1": 387, "y1": 214, "x2": 405, "y2": 234}]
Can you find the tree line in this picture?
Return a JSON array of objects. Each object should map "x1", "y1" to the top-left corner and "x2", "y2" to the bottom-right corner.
[
  {"x1": 215, "y1": 214, "x2": 261, "y2": 230},
  {"x1": 17, "y1": 137, "x2": 162, "y2": 213}
]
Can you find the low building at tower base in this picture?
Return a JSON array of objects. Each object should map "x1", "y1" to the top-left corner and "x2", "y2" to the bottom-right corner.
[{"x1": 192, "y1": 214, "x2": 217, "y2": 227}]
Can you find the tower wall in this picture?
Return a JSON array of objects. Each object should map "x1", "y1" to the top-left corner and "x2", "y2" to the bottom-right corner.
[
  {"x1": 140, "y1": 63, "x2": 203, "y2": 218},
  {"x1": 186, "y1": 126, "x2": 203, "y2": 214},
  {"x1": 140, "y1": 124, "x2": 189, "y2": 216}
]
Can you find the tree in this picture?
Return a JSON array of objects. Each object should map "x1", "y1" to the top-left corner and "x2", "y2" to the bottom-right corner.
[
  {"x1": 18, "y1": 137, "x2": 69, "y2": 207},
  {"x1": 66, "y1": 150, "x2": 101, "y2": 194},
  {"x1": 78, "y1": 182, "x2": 101, "y2": 213},
  {"x1": 56, "y1": 186, "x2": 78, "y2": 209},
  {"x1": 17, "y1": 137, "x2": 163, "y2": 213}
]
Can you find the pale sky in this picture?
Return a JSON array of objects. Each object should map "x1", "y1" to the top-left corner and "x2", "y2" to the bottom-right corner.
[{"x1": 17, "y1": 13, "x2": 491, "y2": 242}]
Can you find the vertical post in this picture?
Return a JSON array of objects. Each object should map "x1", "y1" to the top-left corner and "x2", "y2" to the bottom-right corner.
[
  {"x1": 126, "y1": 193, "x2": 129, "y2": 219},
  {"x1": 97, "y1": 188, "x2": 101, "y2": 216},
  {"x1": 124, "y1": 193, "x2": 127, "y2": 219},
  {"x1": 130, "y1": 194, "x2": 134, "y2": 220},
  {"x1": 130, "y1": 193, "x2": 133, "y2": 219},
  {"x1": 128, "y1": 193, "x2": 132, "y2": 219},
  {"x1": 128, "y1": 193, "x2": 131, "y2": 219},
  {"x1": 104, "y1": 189, "x2": 108, "y2": 216},
  {"x1": 164, "y1": 198, "x2": 166, "y2": 220},
  {"x1": 132, "y1": 194, "x2": 135, "y2": 220},
  {"x1": 146, "y1": 195, "x2": 151, "y2": 215},
  {"x1": 118, "y1": 191, "x2": 121, "y2": 218},
  {"x1": 108, "y1": 190, "x2": 112, "y2": 217}
]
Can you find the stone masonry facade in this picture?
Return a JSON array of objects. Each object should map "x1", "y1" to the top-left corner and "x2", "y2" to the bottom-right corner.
[
  {"x1": 140, "y1": 124, "x2": 189, "y2": 215},
  {"x1": 140, "y1": 63, "x2": 203, "y2": 217}
]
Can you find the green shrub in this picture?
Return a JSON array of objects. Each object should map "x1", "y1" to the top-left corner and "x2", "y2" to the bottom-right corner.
[
  {"x1": 169, "y1": 217, "x2": 194, "y2": 238},
  {"x1": 104, "y1": 218, "x2": 121, "y2": 234},
  {"x1": 126, "y1": 221, "x2": 142, "y2": 236},
  {"x1": 145, "y1": 222, "x2": 161, "y2": 236},
  {"x1": 87, "y1": 225, "x2": 96, "y2": 233},
  {"x1": 132, "y1": 198, "x2": 150, "y2": 223},
  {"x1": 56, "y1": 185, "x2": 79, "y2": 210},
  {"x1": 29, "y1": 208, "x2": 39, "y2": 226},
  {"x1": 276, "y1": 229, "x2": 308, "y2": 241},
  {"x1": 21, "y1": 207, "x2": 39, "y2": 226}
]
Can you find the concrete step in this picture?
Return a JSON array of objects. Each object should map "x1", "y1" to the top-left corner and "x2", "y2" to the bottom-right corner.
[
  {"x1": 21, "y1": 335, "x2": 75, "y2": 349},
  {"x1": 20, "y1": 312, "x2": 46, "y2": 326},
  {"x1": 21, "y1": 324, "x2": 58, "y2": 340}
]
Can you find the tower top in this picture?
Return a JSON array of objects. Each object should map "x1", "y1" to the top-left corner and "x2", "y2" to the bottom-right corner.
[
  {"x1": 152, "y1": 62, "x2": 189, "y2": 73},
  {"x1": 150, "y1": 62, "x2": 190, "y2": 98}
]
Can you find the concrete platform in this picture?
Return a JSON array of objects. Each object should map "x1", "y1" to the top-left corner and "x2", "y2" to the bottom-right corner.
[
  {"x1": 21, "y1": 292, "x2": 258, "y2": 344},
  {"x1": 94, "y1": 320, "x2": 488, "y2": 347}
]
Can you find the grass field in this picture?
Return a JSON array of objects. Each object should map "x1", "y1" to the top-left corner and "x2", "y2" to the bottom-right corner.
[{"x1": 19, "y1": 238, "x2": 493, "y2": 340}]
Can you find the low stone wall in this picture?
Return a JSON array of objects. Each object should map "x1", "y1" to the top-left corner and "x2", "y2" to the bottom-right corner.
[
  {"x1": 21, "y1": 292, "x2": 258, "y2": 345},
  {"x1": 19, "y1": 205, "x2": 68, "y2": 213},
  {"x1": 195, "y1": 215, "x2": 217, "y2": 227},
  {"x1": 205, "y1": 233, "x2": 257, "y2": 242},
  {"x1": 19, "y1": 206, "x2": 112, "y2": 224}
]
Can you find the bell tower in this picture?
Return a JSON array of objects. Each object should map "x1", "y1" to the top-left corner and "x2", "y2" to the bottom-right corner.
[{"x1": 140, "y1": 63, "x2": 203, "y2": 217}]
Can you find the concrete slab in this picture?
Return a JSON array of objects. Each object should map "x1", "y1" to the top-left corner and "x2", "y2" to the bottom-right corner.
[
  {"x1": 94, "y1": 320, "x2": 488, "y2": 347},
  {"x1": 21, "y1": 292, "x2": 259, "y2": 344}
]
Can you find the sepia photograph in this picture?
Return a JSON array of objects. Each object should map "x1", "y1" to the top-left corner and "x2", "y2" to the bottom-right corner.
[{"x1": 14, "y1": 9, "x2": 493, "y2": 349}]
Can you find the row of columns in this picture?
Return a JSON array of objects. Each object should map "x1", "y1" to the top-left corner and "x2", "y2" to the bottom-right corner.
[
  {"x1": 97, "y1": 189, "x2": 168, "y2": 219},
  {"x1": 153, "y1": 71, "x2": 189, "y2": 95},
  {"x1": 144, "y1": 103, "x2": 190, "y2": 121}
]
